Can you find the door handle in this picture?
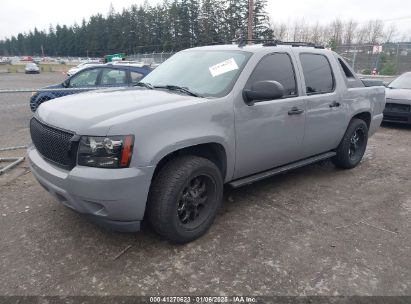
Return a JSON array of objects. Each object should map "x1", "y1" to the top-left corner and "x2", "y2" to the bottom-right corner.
[
  {"x1": 288, "y1": 107, "x2": 304, "y2": 115},
  {"x1": 329, "y1": 101, "x2": 341, "y2": 108}
]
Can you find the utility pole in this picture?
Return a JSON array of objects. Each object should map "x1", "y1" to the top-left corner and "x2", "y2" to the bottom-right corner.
[
  {"x1": 247, "y1": 0, "x2": 253, "y2": 44},
  {"x1": 352, "y1": 46, "x2": 357, "y2": 72}
]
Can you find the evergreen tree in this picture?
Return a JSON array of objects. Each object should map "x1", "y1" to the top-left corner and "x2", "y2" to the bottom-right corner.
[
  {"x1": 224, "y1": 0, "x2": 248, "y2": 41},
  {"x1": 252, "y1": 0, "x2": 273, "y2": 39},
  {"x1": 199, "y1": 0, "x2": 225, "y2": 45},
  {"x1": 0, "y1": 0, "x2": 273, "y2": 56}
]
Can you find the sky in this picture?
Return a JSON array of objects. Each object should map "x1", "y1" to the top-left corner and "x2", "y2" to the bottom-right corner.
[{"x1": 1, "y1": 0, "x2": 411, "y2": 40}]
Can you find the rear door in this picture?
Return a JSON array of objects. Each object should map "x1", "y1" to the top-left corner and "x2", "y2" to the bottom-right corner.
[
  {"x1": 297, "y1": 52, "x2": 347, "y2": 157},
  {"x1": 234, "y1": 52, "x2": 306, "y2": 178}
]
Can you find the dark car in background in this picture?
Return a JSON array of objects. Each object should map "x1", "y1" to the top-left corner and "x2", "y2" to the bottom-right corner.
[
  {"x1": 384, "y1": 72, "x2": 411, "y2": 124},
  {"x1": 30, "y1": 64, "x2": 152, "y2": 112}
]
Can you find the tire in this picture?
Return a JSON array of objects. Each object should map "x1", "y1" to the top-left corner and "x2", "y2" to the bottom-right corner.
[
  {"x1": 148, "y1": 155, "x2": 223, "y2": 244},
  {"x1": 332, "y1": 118, "x2": 368, "y2": 169}
]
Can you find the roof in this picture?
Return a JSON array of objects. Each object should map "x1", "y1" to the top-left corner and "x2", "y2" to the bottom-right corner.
[
  {"x1": 106, "y1": 63, "x2": 152, "y2": 71},
  {"x1": 187, "y1": 43, "x2": 331, "y2": 55}
]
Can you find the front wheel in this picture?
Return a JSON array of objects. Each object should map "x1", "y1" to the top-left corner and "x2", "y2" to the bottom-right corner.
[
  {"x1": 148, "y1": 156, "x2": 223, "y2": 244},
  {"x1": 332, "y1": 118, "x2": 368, "y2": 169}
]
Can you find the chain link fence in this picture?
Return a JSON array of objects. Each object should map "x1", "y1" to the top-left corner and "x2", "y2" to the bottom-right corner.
[
  {"x1": 0, "y1": 88, "x2": 32, "y2": 174},
  {"x1": 128, "y1": 52, "x2": 175, "y2": 66},
  {"x1": 129, "y1": 45, "x2": 411, "y2": 76},
  {"x1": 335, "y1": 43, "x2": 411, "y2": 75},
  {"x1": 0, "y1": 87, "x2": 108, "y2": 174}
]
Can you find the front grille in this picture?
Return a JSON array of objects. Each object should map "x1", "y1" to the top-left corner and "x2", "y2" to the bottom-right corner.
[
  {"x1": 30, "y1": 118, "x2": 78, "y2": 169},
  {"x1": 385, "y1": 103, "x2": 410, "y2": 113}
]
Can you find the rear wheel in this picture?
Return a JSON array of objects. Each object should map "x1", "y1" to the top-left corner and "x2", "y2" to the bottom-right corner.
[
  {"x1": 148, "y1": 156, "x2": 223, "y2": 243},
  {"x1": 332, "y1": 118, "x2": 368, "y2": 169}
]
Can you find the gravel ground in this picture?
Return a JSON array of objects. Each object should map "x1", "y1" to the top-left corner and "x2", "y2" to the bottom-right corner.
[{"x1": 0, "y1": 73, "x2": 410, "y2": 296}]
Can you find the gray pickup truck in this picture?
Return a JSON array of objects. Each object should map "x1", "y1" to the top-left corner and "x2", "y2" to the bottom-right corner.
[{"x1": 28, "y1": 43, "x2": 385, "y2": 243}]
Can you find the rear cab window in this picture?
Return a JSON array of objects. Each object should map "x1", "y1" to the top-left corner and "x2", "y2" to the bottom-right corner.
[
  {"x1": 300, "y1": 53, "x2": 334, "y2": 95},
  {"x1": 334, "y1": 54, "x2": 364, "y2": 88},
  {"x1": 246, "y1": 52, "x2": 298, "y2": 97}
]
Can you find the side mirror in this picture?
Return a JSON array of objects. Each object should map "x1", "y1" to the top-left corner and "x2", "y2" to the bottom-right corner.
[
  {"x1": 243, "y1": 80, "x2": 284, "y2": 105},
  {"x1": 62, "y1": 80, "x2": 69, "y2": 88}
]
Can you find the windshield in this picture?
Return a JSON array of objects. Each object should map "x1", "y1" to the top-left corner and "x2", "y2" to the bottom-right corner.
[
  {"x1": 389, "y1": 73, "x2": 411, "y2": 89},
  {"x1": 141, "y1": 50, "x2": 252, "y2": 97}
]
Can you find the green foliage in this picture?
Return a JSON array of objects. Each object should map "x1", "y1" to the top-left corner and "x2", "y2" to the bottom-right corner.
[
  {"x1": 362, "y1": 68, "x2": 372, "y2": 75},
  {"x1": 378, "y1": 52, "x2": 398, "y2": 75},
  {"x1": 252, "y1": 0, "x2": 273, "y2": 39},
  {"x1": 328, "y1": 38, "x2": 338, "y2": 51},
  {"x1": 379, "y1": 62, "x2": 397, "y2": 75},
  {"x1": 0, "y1": 0, "x2": 273, "y2": 57}
]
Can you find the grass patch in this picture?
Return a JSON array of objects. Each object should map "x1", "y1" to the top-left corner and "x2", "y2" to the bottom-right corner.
[{"x1": 0, "y1": 63, "x2": 76, "y2": 73}]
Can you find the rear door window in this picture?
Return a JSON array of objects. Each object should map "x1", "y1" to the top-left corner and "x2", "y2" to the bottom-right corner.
[
  {"x1": 300, "y1": 54, "x2": 334, "y2": 95},
  {"x1": 100, "y1": 68, "x2": 127, "y2": 85},
  {"x1": 246, "y1": 53, "x2": 297, "y2": 97},
  {"x1": 130, "y1": 71, "x2": 144, "y2": 84}
]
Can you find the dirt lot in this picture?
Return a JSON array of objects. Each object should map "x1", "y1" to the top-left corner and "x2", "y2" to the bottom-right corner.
[{"x1": 0, "y1": 73, "x2": 411, "y2": 296}]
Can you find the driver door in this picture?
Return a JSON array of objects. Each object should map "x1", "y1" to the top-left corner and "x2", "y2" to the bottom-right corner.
[{"x1": 234, "y1": 52, "x2": 306, "y2": 179}]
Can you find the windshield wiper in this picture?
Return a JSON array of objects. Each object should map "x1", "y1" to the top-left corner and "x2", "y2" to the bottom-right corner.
[
  {"x1": 154, "y1": 85, "x2": 202, "y2": 97},
  {"x1": 134, "y1": 82, "x2": 154, "y2": 89}
]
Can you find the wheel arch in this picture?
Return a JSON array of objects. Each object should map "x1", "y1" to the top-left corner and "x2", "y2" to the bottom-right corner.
[
  {"x1": 31, "y1": 93, "x2": 54, "y2": 111},
  {"x1": 352, "y1": 111, "x2": 371, "y2": 129},
  {"x1": 35, "y1": 92, "x2": 55, "y2": 104},
  {"x1": 152, "y1": 142, "x2": 228, "y2": 182}
]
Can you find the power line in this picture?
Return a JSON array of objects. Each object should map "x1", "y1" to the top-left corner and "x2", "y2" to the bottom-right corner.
[{"x1": 383, "y1": 16, "x2": 411, "y2": 22}]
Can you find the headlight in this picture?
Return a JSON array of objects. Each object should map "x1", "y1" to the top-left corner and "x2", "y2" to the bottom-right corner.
[{"x1": 78, "y1": 135, "x2": 134, "y2": 168}]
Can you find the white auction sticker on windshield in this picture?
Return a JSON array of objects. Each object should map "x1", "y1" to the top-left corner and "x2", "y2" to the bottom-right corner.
[{"x1": 209, "y1": 58, "x2": 239, "y2": 77}]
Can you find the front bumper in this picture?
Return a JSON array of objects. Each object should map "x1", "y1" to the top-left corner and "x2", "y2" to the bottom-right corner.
[
  {"x1": 383, "y1": 101, "x2": 411, "y2": 124},
  {"x1": 28, "y1": 146, "x2": 155, "y2": 232},
  {"x1": 383, "y1": 109, "x2": 411, "y2": 124}
]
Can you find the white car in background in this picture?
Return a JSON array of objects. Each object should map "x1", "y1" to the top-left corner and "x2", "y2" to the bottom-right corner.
[
  {"x1": 25, "y1": 62, "x2": 40, "y2": 74},
  {"x1": 67, "y1": 61, "x2": 101, "y2": 77}
]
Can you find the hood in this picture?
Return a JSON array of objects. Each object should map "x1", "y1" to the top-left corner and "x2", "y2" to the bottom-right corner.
[
  {"x1": 68, "y1": 67, "x2": 79, "y2": 74},
  {"x1": 385, "y1": 88, "x2": 411, "y2": 102},
  {"x1": 43, "y1": 83, "x2": 64, "y2": 89},
  {"x1": 36, "y1": 87, "x2": 200, "y2": 135}
]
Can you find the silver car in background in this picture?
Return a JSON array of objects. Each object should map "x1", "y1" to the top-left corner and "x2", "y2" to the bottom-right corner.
[
  {"x1": 25, "y1": 62, "x2": 40, "y2": 74},
  {"x1": 384, "y1": 72, "x2": 411, "y2": 124}
]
